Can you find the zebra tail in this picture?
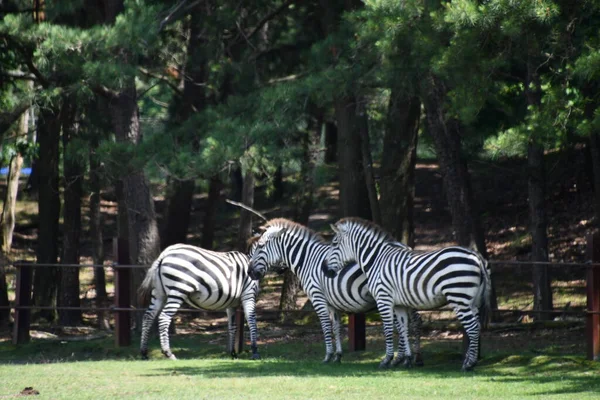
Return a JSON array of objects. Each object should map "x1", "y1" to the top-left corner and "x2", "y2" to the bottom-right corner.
[
  {"x1": 137, "y1": 255, "x2": 162, "y2": 306},
  {"x1": 479, "y1": 257, "x2": 492, "y2": 330}
]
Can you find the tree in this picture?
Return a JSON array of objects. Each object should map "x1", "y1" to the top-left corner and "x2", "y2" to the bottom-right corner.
[
  {"x1": 33, "y1": 105, "x2": 61, "y2": 322},
  {"x1": 88, "y1": 130, "x2": 110, "y2": 330},
  {"x1": 161, "y1": 7, "x2": 211, "y2": 249},
  {"x1": 59, "y1": 98, "x2": 83, "y2": 326},
  {"x1": 379, "y1": 92, "x2": 420, "y2": 246}
]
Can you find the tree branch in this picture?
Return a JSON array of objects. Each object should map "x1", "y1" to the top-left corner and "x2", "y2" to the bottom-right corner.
[
  {"x1": 225, "y1": 199, "x2": 268, "y2": 222},
  {"x1": 247, "y1": 0, "x2": 296, "y2": 41},
  {"x1": 158, "y1": 0, "x2": 204, "y2": 32},
  {"x1": 0, "y1": 101, "x2": 30, "y2": 137},
  {"x1": 138, "y1": 67, "x2": 184, "y2": 98}
]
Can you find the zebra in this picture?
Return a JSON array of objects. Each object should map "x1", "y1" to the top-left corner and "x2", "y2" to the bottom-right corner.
[
  {"x1": 323, "y1": 217, "x2": 491, "y2": 371},
  {"x1": 247, "y1": 218, "x2": 423, "y2": 364},
  {"x1": 138, "y1": 238, "x2": 261, "y2": 360}
]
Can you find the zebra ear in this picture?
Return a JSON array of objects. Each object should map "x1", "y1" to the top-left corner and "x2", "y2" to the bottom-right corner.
[{"x1": 330, "y1": 224, "x2": 339, "y2": 234}]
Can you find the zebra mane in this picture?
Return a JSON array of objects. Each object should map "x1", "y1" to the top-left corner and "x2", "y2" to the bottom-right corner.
[
  {"x1": 337, "y1": 217, "x2": 397, "y2": 243},
  {"x1": 246, "y1": 235, "x2": 261, "y2": 253},
  {"x1": 263, "y1": 218, "x2": 327, "y2": 244}
]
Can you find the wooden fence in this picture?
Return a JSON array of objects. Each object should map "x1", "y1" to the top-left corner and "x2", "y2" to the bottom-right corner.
[{"x1": 4, "y1": 234, "x2": 600, "y2": 360}]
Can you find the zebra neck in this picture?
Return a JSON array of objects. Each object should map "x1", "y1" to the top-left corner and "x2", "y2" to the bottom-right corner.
[
  {"x1": 281, "y1": 239, "x2": 327, "y2": 275},
  {"x1": 355, "y1": 241, "x2": 386, "y2": 274}
]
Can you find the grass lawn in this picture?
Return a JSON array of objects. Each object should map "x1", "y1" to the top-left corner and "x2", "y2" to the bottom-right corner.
[{"x1": 1, "y1": 329, "x2": 599, "y2": 399}]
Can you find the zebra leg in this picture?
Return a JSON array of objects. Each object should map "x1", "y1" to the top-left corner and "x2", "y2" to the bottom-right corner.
[
  {"x1": 409, "y1": 309, "x2": 424, "y2": 367},
  {"x1": 391, "y1": 307, "x2": 412, "y2": 368},
  {"x1": 140, "y1": 289, "x2": 166, "y2": 360},
  {"x1": 226, "y1": 308, "x2": 238, "y2": 359},
  {"x1": 331, "y1": 310, "x2": 343, "y2": 363},
  {"x1": 158, "y1": 295, "x2": 184, "y2": 360},
  {"x1": 454, "y1": 305, "x2": 481, "y2": 371},
  {"x1": 241, "y1": 298, "x2": 260, "y2": 360},
  {"x1": 377, "y1": 301, "x2": 396, "y2": 369},
  {"x1": 314, "y1": 304, "x2": 335, "y2": 363}
]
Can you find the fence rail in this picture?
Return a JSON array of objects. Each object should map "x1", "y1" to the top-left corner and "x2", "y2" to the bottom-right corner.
[{"x1": 3, "y1": 236, "x2": 600, "y2": 360}]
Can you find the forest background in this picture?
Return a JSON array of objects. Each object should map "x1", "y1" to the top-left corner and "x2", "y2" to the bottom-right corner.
[{"x1": 1, "y1": 0, "x2": 600, "y2": 330}]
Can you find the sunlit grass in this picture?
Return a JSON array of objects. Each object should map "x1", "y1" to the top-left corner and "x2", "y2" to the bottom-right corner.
[{"x1": 0, "y1": 331, "x2": 598, "y2": 399}]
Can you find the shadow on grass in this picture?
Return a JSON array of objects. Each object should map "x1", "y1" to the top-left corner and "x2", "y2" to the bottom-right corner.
[{"x1": 2, "y1": 329, "x2": 600, "y2": 396}]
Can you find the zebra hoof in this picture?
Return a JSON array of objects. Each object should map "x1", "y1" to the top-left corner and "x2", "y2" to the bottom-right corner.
[
  {"x1": 162, "y1": 351, "x2": 177, "y2": 360},
  {"x1": 390, "y1": 357, "x2": 404, "y2": 367},
  {"x1": 461, "y1": 361, "x2": 476, "y2": 372},
  {"x1": 140, "y1": 350, "x2": 149, "y2": 360},
  {"x1": 414, "y1": 353, "x2": 424, "y2": 367},
  {"x1": 322, "y1": 353, "x2": 334, "y2": 364},
  {"x1": 231, "y1": 351, "x2": 238, "y2": 360},
  {"x1": 251, "y1": 353, "x2": 261, "y2": 360},
  {"x1": 379, "y1": 356, "x2": 392, "y2": 369},
  {"x1": 332, "y1": 353, "x2": 342, "y2": 363},
  {"x1": 403, "y1": 358, "x2": 413, "y2": 369}
]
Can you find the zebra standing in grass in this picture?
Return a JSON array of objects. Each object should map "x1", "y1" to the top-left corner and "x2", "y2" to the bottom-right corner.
[
  {"x1": 248, "y1": 218, "x2": 423, "y2": 364},
  {"x1": 138, "y1": 238, "x2": 261, "y2": 360},
  {"x1": 323, "y1": 217, "x2": 491, "y2": 371}
]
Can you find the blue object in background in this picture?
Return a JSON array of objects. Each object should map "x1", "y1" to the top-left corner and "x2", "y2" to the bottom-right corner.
[{"x1": 0, "y1": 167, "x2": 32, "y2": 176}]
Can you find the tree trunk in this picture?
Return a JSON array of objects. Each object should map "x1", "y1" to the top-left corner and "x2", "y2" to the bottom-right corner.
[
  {"x1": 273, "y1": 166, "x2": 284, "y2": 201},
  {"x1": 590, "y1": 133, "x2": 600, "y2": 225},
  {"x1": 335, "y1": 96, "x2": 372, "y2": 220},
  {"x1": 236, "y1": 170, "x2": 255, "y2": 252},
  {"x1": 324, "y1": 121, "x2": 337, "y2": 164},
  {"x1": 2, "y1": 110, "x2": 26, "y2": 252},
  {"x1": 525, "y1": 50, "x2": 552, "y2": 320},
  {"x1": 528, "y1": 141, "x2": 552, "y2": 320},
  {"x1": 423, "y1": 75, "x2": 487, "y2": 256},
  {"x1": 0, "y1": 252, "x2": 9, "y2": 328},
  {"x1": 229, "y1": 167, "x2": 244, "y2": 202},
  {"x1": 89, "y1": 136, "x2": 110, "y2": 330},
  {"x1": 59, "y1": 99, "x2": 83, "y2": 326},
  {"x1": 162, "y1": 178, "x2": 195, "y2": 248},
  {"x1": 294, "y1": 113, "x2": 321, "y2": 225},
  {"x1": 109, "y1": 85, "x2": 161, "y2": 330},
  {"x1": 33, "y1": 106, "x2": 61, "y2": 322},
  {"x1": 379, "y1": 93, "x2": 420, "y2": 246},
  {"x1": 200, "y1": 176, "x2": 222, "y2": 250},
  {"x1": 356, "y1": 98, "x2": 381, "y2": 224}
]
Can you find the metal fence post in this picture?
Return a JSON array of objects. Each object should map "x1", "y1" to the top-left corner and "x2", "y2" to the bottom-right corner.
[
  {"x1": 349, "y1": 313, "x2": 366, "y2": 351},
  {"x1": 234, "y1": 308, "x2": 244, "y2": 354},
  {"x1": 12, "y1": 262, "x2": 32, "y2": 345},
  {"x1": 113, "y1": 238, "x2": 132, "y2": 347},
  {"x1": 586, "y1": 233, "x2": 600, "y2": 361}
]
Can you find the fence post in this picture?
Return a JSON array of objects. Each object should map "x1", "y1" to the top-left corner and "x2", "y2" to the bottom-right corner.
[
  {"x1": 234, "y1": 308, "x2": 244, "y2": 354},
  {"x1": 349, "y1": 313, "x2": 366, "y2": 351},
  {"x1": 113, "y1": 238, "x2": 132, "y2": 347},
  {"x1": 12, "y1": 262, "x2": 32, "y2": 345},
  {"x1": 586, "y1": 233, "x2": 600, "y2": 361}
]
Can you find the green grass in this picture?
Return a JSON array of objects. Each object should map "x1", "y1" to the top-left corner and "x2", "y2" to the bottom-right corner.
[{"x1": 1, "y1": 331, "x2": 599, "y2": 399}]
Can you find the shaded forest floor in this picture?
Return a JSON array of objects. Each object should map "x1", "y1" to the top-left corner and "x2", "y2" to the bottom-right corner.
[{"x1": 0, "y1": 146, "x2": 595, "y2": 354}]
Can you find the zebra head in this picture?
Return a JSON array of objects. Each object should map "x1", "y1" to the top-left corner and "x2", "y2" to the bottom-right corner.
[
  {"x1": 248, "y1": 225, "x2": 288, "y2": 280},
  {"x1": 322, "y1": 220, "x2": 356, "y2": 277}
]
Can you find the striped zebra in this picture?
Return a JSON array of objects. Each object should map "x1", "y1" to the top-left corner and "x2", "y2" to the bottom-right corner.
[
  {"x1": 247, "y1": 218, "x2": 423, "y2": 364},
  {"x1": 138, "y1": 239, "x2": 261, "y2": 360},
  {"x1": 323, "y1": 217, "x2": 491, "y2": 371}
]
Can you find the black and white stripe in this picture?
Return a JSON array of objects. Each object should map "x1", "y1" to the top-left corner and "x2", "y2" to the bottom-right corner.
[
  {"x1": 324, "y1": 217, "x2": 491, "y2": 371},
  {"x1": 138, "y1": 241, "x2": 261, "y2": 360},
  {"x1": 248, "y1": 218, "x2": 423, "y2": 363}
]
